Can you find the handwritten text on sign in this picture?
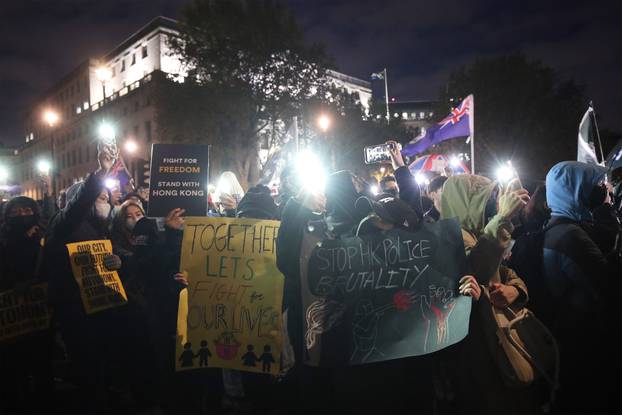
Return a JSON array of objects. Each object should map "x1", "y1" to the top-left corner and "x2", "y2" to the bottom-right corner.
[
  {"x1": 66, "y1": 240, "x2": 128, "y2": 314},
  {"x1": 0, "y1": 284, "x2": 50, "y2": 342},
  {"x1": 176, "y1": 217, "x2": 284, "y2": 375},
  {"x1": 301, "y1": 219, "x2": 471, "y2": 366}
]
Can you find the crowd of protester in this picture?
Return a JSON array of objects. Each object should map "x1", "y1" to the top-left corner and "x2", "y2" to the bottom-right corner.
[{"x1": 1, "y1": 141, "x2": 621, "y2": 414}]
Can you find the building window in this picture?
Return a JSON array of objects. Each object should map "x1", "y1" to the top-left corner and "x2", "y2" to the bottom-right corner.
[
  {"x1": 83, "y1": 101, "x2": 89, "y2": 110},
  {"x1": 142, "y1": 45, "x2": 148, "y2": 58},
  {"x1": 121, "y1": 59, "x2": 125, "y2": 72},
  {"x1": 419, "y1": 111, "x2": 425, "y2": 119},
  {"x1": 145, "y1": 120, "x2": 152, "y2": 142},
  {"x1": 131, "y1": 54, "x2": 136, "y2": 65},
  {"x1": 76, "y1": 106, "x2": 81, "y2": 114},
  {"x1": 402, "y1": 112, "x2": 408, "y2": 119}
]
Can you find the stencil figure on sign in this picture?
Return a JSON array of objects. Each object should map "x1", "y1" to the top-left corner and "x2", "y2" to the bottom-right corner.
[
  {"x1": 259, "y1": 345, "x2": 276, "y2": 372},
  {"x1": 241, "y1": 344, "x2": 259, "y2": 367},
  {"x1": 421, "y1": 286, "x2": 456, "y2": 352},
  {"x1": 179, "y1": 342, "x2": 196, "y2": 367},
  {"x1": 197, "y1": 340, "x2": 212, "y2": 367},
  {"x1": 350, "y1": 291, "x2": 417, "y2": 363}
]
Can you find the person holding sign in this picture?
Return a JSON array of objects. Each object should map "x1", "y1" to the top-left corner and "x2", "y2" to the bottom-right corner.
[
  {"x1": 0, "y1": 196, "x2": 53, "y2": 412},
  {"x1": 43, "y1": 141, "x2": 125, "y2": 410},
  {"x1": 440, "y1": 174, "x2": 532, "y2": 414}
]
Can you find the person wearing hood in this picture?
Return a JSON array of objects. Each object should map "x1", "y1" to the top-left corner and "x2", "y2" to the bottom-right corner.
[
  {"x1": 43, "y1": 145, "x2": 123, "y2": 410},
  {"x1": 440, "y1": 174, "x2": 532, "y2": 413},
  {"x1": 276, "y1": 170, "x2": 366, "y2": 412},
  {"x1": 0, "y1": 196, "x2": 54, "y2": 411},
  {"x1": 541, "y1": 161, "x2": 620, "y2": 414}
]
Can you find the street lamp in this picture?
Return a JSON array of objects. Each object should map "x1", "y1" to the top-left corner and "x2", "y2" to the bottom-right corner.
[
  {"x1": 124, "y1": 139, "x2": 138, "y2": 154},
  {"x1": 95, "y1": 66, "x2": 112, "y2": 101},
  {"x1": 317, "y1": 114, "x2": 331, "y2": 132},
  {"x1": 37, "y1": 159, "x2": 51, "y2": 176},
  {"x1": 0, "y1": 165, "x2": 8, "y2": 183},
  {"x1": 43, "y1": 110, "x2": 59, "y2": 127}
]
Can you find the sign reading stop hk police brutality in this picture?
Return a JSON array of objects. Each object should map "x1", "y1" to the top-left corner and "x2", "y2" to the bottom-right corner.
[
  {"x1": 148, "y1": 144, "x2": 210, "y2": 217},
  {"x1": 300, "y1": 218, "x2": 471, "y2": 366},
  {"x1": 176, "y1": 217, "x2": 284, "y2": 375},
  {"x1": 66, "y1": 240, "x2": 128, "y2": 314}
]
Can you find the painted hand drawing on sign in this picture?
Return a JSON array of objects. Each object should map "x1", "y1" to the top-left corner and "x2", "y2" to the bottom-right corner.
[{"x1": 300, "y1": 218, "x2": 472, "y2": 366}]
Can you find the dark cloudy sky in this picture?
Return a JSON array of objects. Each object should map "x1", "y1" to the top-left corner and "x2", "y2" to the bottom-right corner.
[{"x1": 1, "y1": 0, "x2": 620, "y2": 147}]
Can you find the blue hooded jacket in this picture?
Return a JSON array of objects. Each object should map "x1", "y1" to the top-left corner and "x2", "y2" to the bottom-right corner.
[
  {"x1": 542, "y1": 161, "x2": 608, "y2": 330},
  {"x1": 545, "y1": 161, "x2": 606, "y2": 222}
]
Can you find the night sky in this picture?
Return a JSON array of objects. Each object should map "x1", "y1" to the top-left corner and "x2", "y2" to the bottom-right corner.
[{"x1": 1, "y1": 0, "x2": 620, "y2": 148}]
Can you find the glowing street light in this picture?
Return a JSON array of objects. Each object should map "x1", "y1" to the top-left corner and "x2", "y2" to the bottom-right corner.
[
  {"x1": 37, "y1": 159, "x2": 51, "y2": 176},
  {"x1": 0, "y1": 165, "x2": 9, "y2": 182},
  {"x1": 95, "y1": 66, "x2": 112, "y2": 100},
  {"x1": 124, "y1": 140, "x2": 138, "y2": 154},
  {"x1": 317, "y1": 114, "x2": 331, "y2": 132},
  {"x1": 43, "y1": 110, "x2": 59, "y2": 127},
  {"x1": 99, "y1": 122, "x2": 115, "y2": 143}
]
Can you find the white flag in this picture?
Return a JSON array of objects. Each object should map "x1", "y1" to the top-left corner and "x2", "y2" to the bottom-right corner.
[{"x1": 577, "y1": 106, "x2": 600, "y2": 165}]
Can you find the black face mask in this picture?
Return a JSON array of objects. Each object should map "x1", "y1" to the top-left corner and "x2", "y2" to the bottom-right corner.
[
  {"x1": 384, "y1": 188, "x2": 399, "y2": 198},
  {"x1": 7, "y1": 215, "x2": 38, "y2": 235}
]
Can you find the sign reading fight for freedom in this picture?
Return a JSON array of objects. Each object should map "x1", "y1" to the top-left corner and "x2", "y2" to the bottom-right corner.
[
  {"x1": 148, "y1": 144, "x2": 210, "y2": 217},
  {"x1": 0, "y1": 284, "x2": 50, "y2": 342},
  {"x1": 176, "y1": 217, "x2": 284, "y2": 375},
  {"x1": 301, "y1": 219, "x2": 471, "y2": 366},
  {"x1": 66, "y1": 240, "x2": 128, "y2": 314}
]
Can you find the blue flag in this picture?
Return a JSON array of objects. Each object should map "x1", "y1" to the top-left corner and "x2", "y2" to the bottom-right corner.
[{"x1": 402, "y1": 95, "x2": 473, "y2": 157}]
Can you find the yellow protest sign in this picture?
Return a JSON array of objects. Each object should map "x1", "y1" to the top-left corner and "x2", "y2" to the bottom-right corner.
[
  {"x1": 176, "y1": 217, "x2": 284, "y2": 374},
  {"x1": 0, "y1": 283, "x2": 51, "y2": 342},
  {"x1": 66, "y1": 240, "x2": 128, "y2": 314}
]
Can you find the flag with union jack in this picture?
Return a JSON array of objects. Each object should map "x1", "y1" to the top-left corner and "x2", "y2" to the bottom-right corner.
[{"x1": 402, "y1": 94, "x2": 473, "y2": 157}]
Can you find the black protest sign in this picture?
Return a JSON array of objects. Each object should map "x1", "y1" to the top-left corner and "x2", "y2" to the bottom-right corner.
[
  {"x1": 300, "y1": 218, "x2": 471, "y2": 366},
  {"x1": 148, "y1": 144, "x2": 209, "y2": 217},
  {"x1": 0, "y1": 284, "x2": 51, "y2": 342}
]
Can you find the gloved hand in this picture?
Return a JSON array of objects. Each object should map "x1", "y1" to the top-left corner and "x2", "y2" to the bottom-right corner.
[
  {"x1": 497, "y1": 182, "x2": 530, "y2": 221},
  {"x1": 103, "y1": 254, "x2": 122, "y2": 271}
]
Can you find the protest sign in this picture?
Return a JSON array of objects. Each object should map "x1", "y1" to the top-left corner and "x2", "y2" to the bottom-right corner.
[
  {"x1": 148, "y1": 144, "x2": 209, "y2": 217},
  {"x1": 300, "y1": 218, "x2": 471, "y2": 366},
  {"x1": 0, "y1": 283, "x2": 50, "y2": 342},
  {"x1": 176, "y1": 217, "x2": 284, "y2": 375},
  {"x1": 66, "y1": 240, "x2": 128, "y2": 314}
]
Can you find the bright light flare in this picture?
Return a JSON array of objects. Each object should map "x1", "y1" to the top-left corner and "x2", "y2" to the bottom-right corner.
[
  {"x1": 296, "y1": 149, "x2": 326, "y2": 193},
  {"x1": 370, "y1": 185, "x2": 379, "y2": 196},
  {"x1": 105, "y1": 178, "x2": 119, "y2": 190},
  {"x1": 317, "y1": 114, "x2": 331, "y2": 132},
  {"x1": 380, "y1": 167, "x2": 386, "y2": 174},
  {"x1": 99, "y1": 123, "x2": 115, "y2": 142},
  {"x1": 415, "y1": 173, "x2": 429, "y2": 186},
  {"x1": 43, "y1": 110, "x2": 59, "y2": 127},
  {"x1": 95, "y1": 67, "x2": 112, "y2": 82},
  {"x1": 37, "y1": 160, "x2": 51, "y2": 175},
  {"x1": 496, "y1": 161, "x2": 516, "y2": 184},
  {"x1": 124, "y1": 140, "x2": 138, "y2": 154},
  {"x1": 0, "y1": 165, "x2": 9, "y2": 182},
  {"x1": 449, "y1": 156, "x2": 461, "y2": 168}
]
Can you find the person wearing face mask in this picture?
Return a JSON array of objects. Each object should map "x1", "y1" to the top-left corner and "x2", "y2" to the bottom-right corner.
[
  {"x1": 379, "y1": 175, "x2": 399, "y2": 198},
  {"x1": 540, "y1": 161, "x2": 621, "y2": 414},
  {"x1": 0, "y1": 197, "x2": 54, "y2": 412},
  {"x1": 43, "y1": 145, "x2": 124, "y2": 411}
]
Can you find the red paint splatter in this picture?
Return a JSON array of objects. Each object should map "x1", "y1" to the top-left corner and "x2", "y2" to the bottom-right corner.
[{"x1": 393, "y1": 290, "x2": 412, "y2": 311}]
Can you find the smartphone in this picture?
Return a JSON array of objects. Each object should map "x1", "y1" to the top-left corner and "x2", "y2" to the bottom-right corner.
[{"x1": 364, "y1": 143, "x2": 398, "y2": 164}]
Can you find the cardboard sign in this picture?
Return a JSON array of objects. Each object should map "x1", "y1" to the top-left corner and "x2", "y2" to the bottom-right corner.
[
  {"x1": 66, "y1": 240, "x2": 128, "y2": 314},
  {"x1": 0, "y1": 283, "x2": 51, "y2": 342},
  {"x1": 148, "y1": 144, "x2": 210, "y2": 217},
  {"x1": 176, "y1": 217, "x2": 284, "y2": 375},
  {"x1": 300, "y1": 219, "x2": 471, "y2": 366}
]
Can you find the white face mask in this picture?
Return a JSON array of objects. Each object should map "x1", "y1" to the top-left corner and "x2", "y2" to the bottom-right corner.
[
  {"x1": 95, "y1": 202, "x2": 111, "y2": 220},
  {"x1": 126, "y1": 217, "x2": 137, "y2": 231}
]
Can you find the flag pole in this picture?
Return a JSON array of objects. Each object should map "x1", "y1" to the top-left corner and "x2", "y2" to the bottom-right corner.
[
  {"x1": 470, "y1": 95, "x2": 475, "y2": 174},
  {"x1": 384, "y1": 68, "x2": 390, "y2": 125},
  {"x1": 589, "y1": 101, "x2": 605, "y2": 164}
]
